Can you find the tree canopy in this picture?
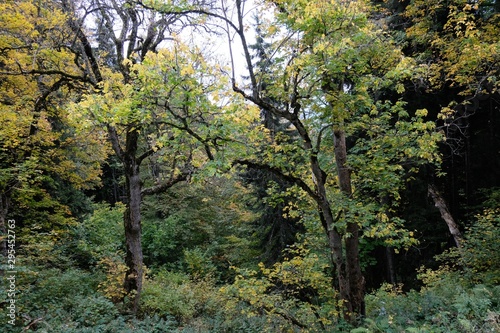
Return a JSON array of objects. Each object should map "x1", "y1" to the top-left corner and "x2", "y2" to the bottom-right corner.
[{"x1": 0, "y1": 0, "x2": 499, "y2": 332}]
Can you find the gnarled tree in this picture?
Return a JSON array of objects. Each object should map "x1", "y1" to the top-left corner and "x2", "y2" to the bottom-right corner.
[{"x1": 219, "y1": 0, "x2": 443, "y2": 321}]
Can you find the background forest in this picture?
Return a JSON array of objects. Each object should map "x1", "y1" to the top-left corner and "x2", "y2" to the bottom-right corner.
[{"x1": 0, "y1": 0, "x2": 499, "y2": 332}]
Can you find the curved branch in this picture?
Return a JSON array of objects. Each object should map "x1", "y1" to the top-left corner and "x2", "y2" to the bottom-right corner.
[
  {"x1": 30, "y1": 78, "x2": 70, "y2": 136},
  {"x1": 0, "y1": 69, "x2": 86, "y2": 82},
  {"x1": 316, "y1": 124, "x2": 332, "y2": 153},
  {"x1": 235, "y1": 0, "x2": 257, "y2": 96},
  {"x1": 233, "y1": 159, "x2": 319, "y2": 201},
  {"x1": 61, "y1": 0, "x2": 103, "y2": 84},
  {"x1": 141, "y1": 169, "x2": 190, "y2": 196},
  {"x1": 137, "y1": 148, "x2": 156, "y2": 165},
  {"x1": 135, "y1": 1, "x2": 240, "y2": 32}
]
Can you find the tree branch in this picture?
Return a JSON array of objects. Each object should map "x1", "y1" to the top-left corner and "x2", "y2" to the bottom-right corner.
[
  {"x1": 316, "y1": 124, "x2": 332, "y2": 153},
  {"x1": 0, "y1": 69, "x2": 86, "y2": 82},
  {"x1": 137, "y1": 148, "x2": 156, "y2": 165},
  {"x1": 107, "y1": 125, "x2": 124, "y2": 160},
  {"x1": 141, "y1": 170, "x2": 190, "y2": 196},
  {"x1": 161, "y1": 105, "x2": 216, "y2": 160},
  {"x1": 233, "y1": 159, "x2": 319, "y2": 201},
  {"x1": 428, "y1": 184, "x2": 462, "y2": 248},
  {"x1": 61, "y1": 0, "x2": 103, "y2": 84},
  {"x1": 30, "y1": 78, "x2": 69, "y2": 136},
  {"x1": 135, "y1": 1, "x2": 240, "y2": 32}
]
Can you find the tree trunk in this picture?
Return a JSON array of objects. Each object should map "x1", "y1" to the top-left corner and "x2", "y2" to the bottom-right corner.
[
  {"x1": 386, "y1": 246, "x2": 396, "y2": 285},
  {"x1": 345, "y1": 222, "x2": 364, "y2": 317},
  {"x1": 428, "y1": 184, "x2": 462, "y2": 247},
  {"x1": 327, "y1": 227, "x2": 351, "y2": 315},
  {"x1": 291, "y1": 112, "x2": 365, "y2": 320},
  {"x1": 334, "y1": 128, "x2": 365, "y2": 318},
  {"x1": 122, "y1": 128, "x2": 144, "y2": 314},
  {"x1": 310, "y1": 125, "x2": 365, "y2": 320},
  {"x1": 319, "y1": 201, "x2": 350, "y2": 316},
  {"x1": 108, "y1": 126, "x2": 144, "y2": 314},
  {"x1": 123, "y1": 159, "x2": 143, "y2": 314}
]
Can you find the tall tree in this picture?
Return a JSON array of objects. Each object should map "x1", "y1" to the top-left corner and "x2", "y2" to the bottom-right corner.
[
  {"x1": 49, "y1": 0, "x2": 262, "y2": 313},
  {"x1": 72, "y1": 33, "x2": 257, "y2": 315},
  {"x1": 240, "y1": 15, "x2": 305, "y2": 264},
  {"x1": 59, "y1": 0, "x2": 229, "y2": 312},
  {"x1": 0, "y1": 0, "x2": 105, "y2": 257},
  {"x1": 222, "y1": 0, "x2": 443, "y2": 320}
]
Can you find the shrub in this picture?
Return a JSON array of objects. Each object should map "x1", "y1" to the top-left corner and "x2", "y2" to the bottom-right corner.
[
  {"x1": 219, "y1": 244, "x2": 340, "y2": 332},
  {"x1": 460, "y1": 209, "x2": 500, "y2": 285},
  {"x1": 97, "y1": 256, "x2": 128, "y2": 303},
  {"x1": 0, "y1": 265, "x2": 123, "y2": 332},
  {"x1": 140, "y1": 269, "x2": 221, "y2": 323},
  {"x1": 363, "y1": 281, "x2": 500, "y2": 333}
]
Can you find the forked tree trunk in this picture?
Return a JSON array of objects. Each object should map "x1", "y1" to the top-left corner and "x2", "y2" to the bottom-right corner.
[{"x1": 309, "y1": 124, "x2": 365, "y2": 320}]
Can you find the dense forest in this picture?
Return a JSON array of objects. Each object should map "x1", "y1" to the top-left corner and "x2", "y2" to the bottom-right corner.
[{"x1": 0, "y1": 0, "x2": 499, "y2": 332}]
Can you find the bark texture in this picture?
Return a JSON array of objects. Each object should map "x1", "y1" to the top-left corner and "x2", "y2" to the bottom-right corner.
[
  {"x1": 334, "y1": 128, "x2": 365, "y2": 318},
  {"x1": 122, "y1": 131, "x2": 143, "y2": 313}
]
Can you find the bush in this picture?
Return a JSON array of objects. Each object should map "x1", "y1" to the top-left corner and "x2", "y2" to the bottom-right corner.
[
  {"x1": 0, "y1": 315, "x2": 178, "y2": 333},
  {"x1": 460, "y1": 209, "x2": 500, "y2": 285},
  {"x1": 0, "y1": 266, "x2": 122, "y2": 332},
  {"x1": 140, "y1": 269, "x2": 221, "y2": 323},
  {"x1": 363, "y1": 281, "x2": 500, "y2": 333},
  {"x1": 74, "y1": 202, "x2": 125, "y2": 263},
  {"x1": 219, "y1": 244, "x2": 341, "y2": 333}
]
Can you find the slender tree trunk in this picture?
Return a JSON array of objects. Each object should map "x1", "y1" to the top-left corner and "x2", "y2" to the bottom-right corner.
[
  {"x1": 428, "y1": 184, "x2": 462, "y2": 247},
  {"x1": 334, "y1": 128, "x2": 365, "y2": 318},
  {"x1": 386, "y1": 246, "x2": 396, "y2": 285},
  {"x1": 318, "y1": 201, "x2": 350, "y2": 316}
]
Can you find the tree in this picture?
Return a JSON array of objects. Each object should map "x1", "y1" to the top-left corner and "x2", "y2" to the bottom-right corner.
[
  {"x1": 73, "y1": 26, "x2": 259, "y2": 313},
  {"x1": 220, "y1": 0, "x2": 442, "y2": 320},
  {"x1": 0, "y1": 0, "x2": 105, "y2": 257},
  {"x1": 238, "y1": 15, "x2": 306, "y2": 264},
  {"x1": 59, "y1": 0, "x2": 214, "y2": 312}
]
